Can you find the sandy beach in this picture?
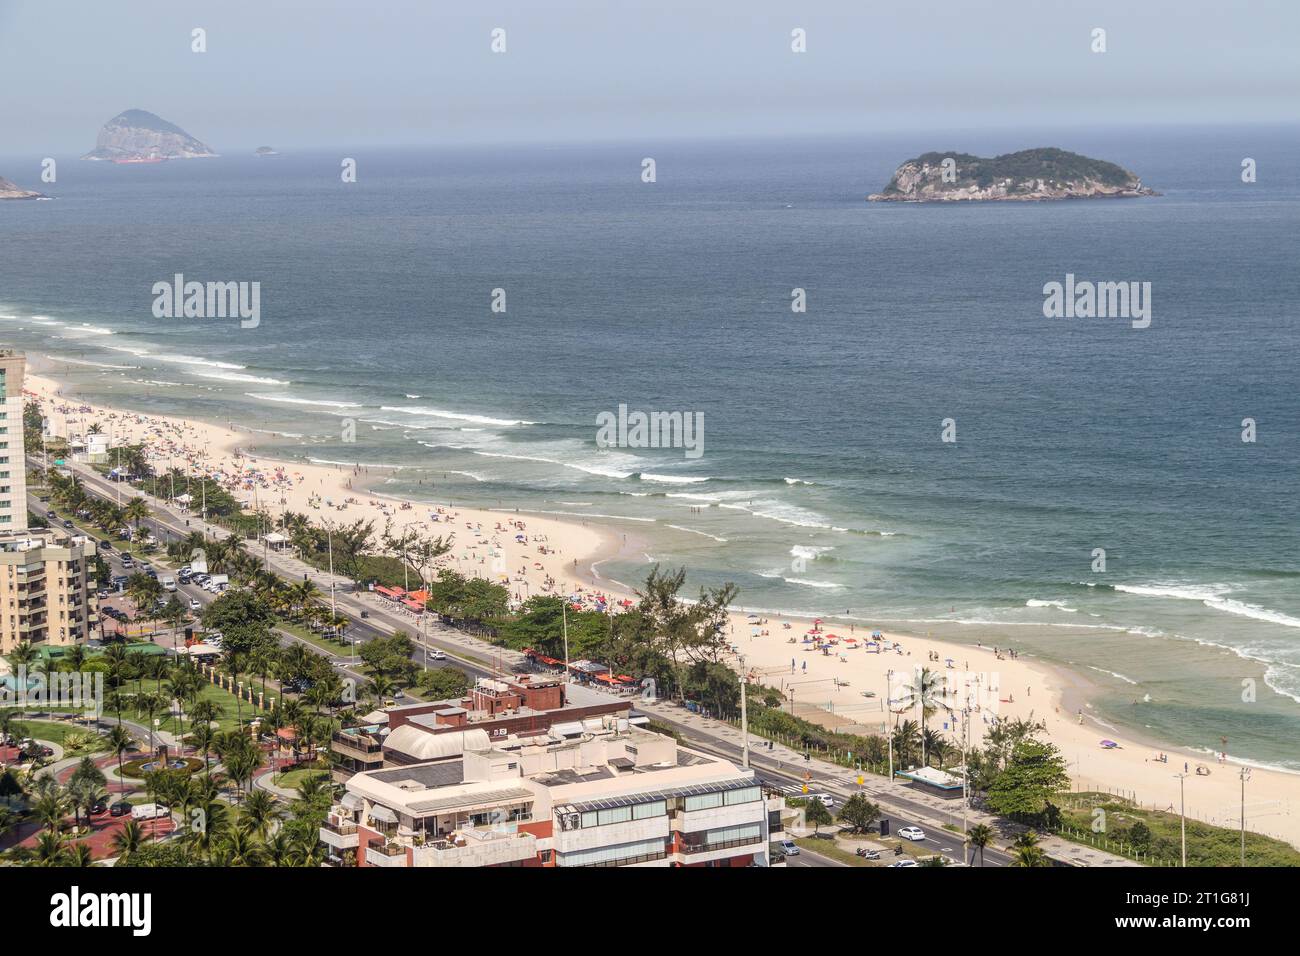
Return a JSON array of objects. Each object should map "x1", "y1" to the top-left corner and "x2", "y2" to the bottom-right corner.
[{"x1": 25, "y1": 369, "x2": 1300, "y2": 848}]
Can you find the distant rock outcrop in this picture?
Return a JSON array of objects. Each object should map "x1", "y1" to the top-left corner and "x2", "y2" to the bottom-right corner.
[
  {"x1": 81, "y1": 109, "x2": 216, "y2": 162},
  {"x1": 0, "y1": 176, "x2": 44, "y2": 200},
  {"x1": 868, "y1": 147, "x2": 1157, "y2": 202}
]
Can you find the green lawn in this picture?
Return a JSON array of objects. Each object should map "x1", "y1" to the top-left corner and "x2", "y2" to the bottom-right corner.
[
  {"x1": 124, "y1": 678, "x2": 270, "y2": 735},
  {"x1": 272, "y1": 767, "x2": 327, "y2": 791},
  {"x1": 6, "y1": 718, "x2": 108, "y2": 754},
  {"x1": 1055, "y1": 792, "x2": 1300, "y2": 867}
]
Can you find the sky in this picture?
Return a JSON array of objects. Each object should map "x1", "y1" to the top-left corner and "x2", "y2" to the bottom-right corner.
[{"x1": 1, "y1": 0, "x2": 1297, "y2": 154}]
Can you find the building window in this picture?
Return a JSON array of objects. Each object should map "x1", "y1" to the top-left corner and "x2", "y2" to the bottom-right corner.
[{"x1": 632, "y1": 800, "x2": 666, "y2": 820}]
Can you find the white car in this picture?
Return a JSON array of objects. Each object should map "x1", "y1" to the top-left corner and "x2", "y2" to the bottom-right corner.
[
  {"x1": 812, "y1": 794, "x2": 834, "y2": 808},
  {"x1": 888, "y1": 859, "x2": 919, "y2": 867},
  {"x1": 429, "y1": 650, "x2": 447, "y2": 661},
  {"x1": 897, "y1": 826, "x2": 926, "y2": 842},
  {"x1": 779, "y1": 840, "x2": 800, "y2": 856},
  {"x1": 189, "y1": 599, "x2": 202, "y2": 611}
]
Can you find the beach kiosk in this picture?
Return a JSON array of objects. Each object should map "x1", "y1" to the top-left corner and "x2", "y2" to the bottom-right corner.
[{"x1": 894, "y1": 766, "x2": 966, "y2": 800}]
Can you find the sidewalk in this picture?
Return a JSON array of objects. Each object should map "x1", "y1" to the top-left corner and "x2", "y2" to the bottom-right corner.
[{"x1": 636, "y1": 697, "x2": 1139, "y2": 867}]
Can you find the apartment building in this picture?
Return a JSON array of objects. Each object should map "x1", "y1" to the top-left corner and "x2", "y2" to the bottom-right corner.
[
  {"x1": 322, "y1": 725, "x2": 786, "y2": 868},
  {"x1": 329, "y1": 675, "x2": 635, "y2": 784},
  {"x1": 0, "y1": 351, "x2": 29, "y2": 534},
  {"x1": 0, "y1": 529, "x2": 96, "y2": 653}
]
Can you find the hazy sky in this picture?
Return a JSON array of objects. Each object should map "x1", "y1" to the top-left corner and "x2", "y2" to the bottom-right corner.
[{"x1": 2, "y1": 0, "x2": 1297, "y2": 153}]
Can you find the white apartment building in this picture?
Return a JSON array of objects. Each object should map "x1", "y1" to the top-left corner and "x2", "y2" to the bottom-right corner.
[
  {"x1": 322, "y1": 723, "x2": 786, "y2": 868},
  {"x1": 0, "y1": 351, "x2": 29, "y2": 534}
]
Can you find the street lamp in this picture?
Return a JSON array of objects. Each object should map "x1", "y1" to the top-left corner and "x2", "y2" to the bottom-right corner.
[
  {"x1": 1239, "y1": 766, "x2": 1251, "y2": 867},
  {"x1": 1174, "y1": 772, "x2": 1188, "y2": 867}
]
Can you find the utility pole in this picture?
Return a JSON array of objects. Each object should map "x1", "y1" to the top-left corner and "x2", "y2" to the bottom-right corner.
[
  {"x1": 1239, "y1": 766, "x2": 1250, "y2": 867},
  {"x1": 962, "y1": 705, "x2": 971, "y2": 850},
  {"x1": 739, "y1": 654, "x2": 750, "y2": 769},
  {"x1": 561, "y1": 602, "x2": 571, "y2": 685},
  {"x1": 326, "y1": 522, "x2": 337, "y2": 637},
  {"x1": 1175, "y1": 772, "x2": 1188, "y2": 867}
]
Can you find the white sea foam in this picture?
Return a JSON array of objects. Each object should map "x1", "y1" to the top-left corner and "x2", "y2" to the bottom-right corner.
[
  {"x1": 245, "y1": 393, "x2": 361, "y2": 409},
  {"x1": 665, "y1": 525, "x2": 728, "y2": 543},
  {"x1": 307, "y1": 457, "x2": 404, "y2": 468},
  {"x1": 55, "y1": 357, "x2": 137, "y2": 370},
  {"x1": 1114, "y1": 583, "x2": 1300, "y2": 630},
  {"x1": 508, "y1": 509, "x2": 656, "y2": 523},
  {"x1": 1026, "y1": 599, "x2": 1077, "y2": 612},
  {"x1": 196, "y1": 371, "x2": 289, "y2": 385},
  {"x1": 154, "y1": 353, "x2": 245, "y2": 370},
  {"x1": 381, "y1": 405, "x2": 535, "y2": 427},
  {"x1": 791, "y1": 545, "x2": 834, "y2": 559},
  {"x1": 1087, "y1": 665, "x2": 1139, "y2": 685},
  {"x1": 639, "y1": 473, "x2": 711, "y2": 484}
]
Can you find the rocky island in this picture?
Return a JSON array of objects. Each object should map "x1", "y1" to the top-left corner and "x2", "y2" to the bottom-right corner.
[
  {"x1": 0, "y1": 176, "x2": 45, "y2": 200},
  {"x1": 81, "y1": 109, "x2": 216, "y2": 162},
  {"x1": 868, "y1": 147, "x2": 1156, "y2": 202}
]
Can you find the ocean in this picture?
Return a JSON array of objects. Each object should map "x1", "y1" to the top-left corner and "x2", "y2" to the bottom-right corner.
[{"x1": 2, "y1": 126, "x2": 1298, "y2": 768}]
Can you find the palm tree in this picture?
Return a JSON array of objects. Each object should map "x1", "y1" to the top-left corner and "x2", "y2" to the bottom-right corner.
[
  {"x1": 134, "y1": 691, "x2": 166, "y2": 753},
  {"x1": 1010, "y1": 830, "x2": 1050, "y2": 867},
  {"x1": 8, "y1": 640, "x2": 39, "y2": 675},
  {"x1": 33, "y1": 829, "x2": 68, "y2": 866},
  {"x1": 111, "y1": 819, "x2": 145, "y2": 859},
  {"x1": 241, "y1": 788, "x2": 279, "y2": 839},
  {"x1": 215, "y1": 823, "x2": 267, "y2": 867},
  {"x1": 33, "y1": 789, "x2": 68, "y2": 835},
  {"x1": 968, "y1": 823, "x2": 994, "y2": 867},
  {"x1": 107, "y1": 724, "x2": 134, "y2": 787},
  {"x1": 891, "y1": 719, "x2": 922, "y2": 770},
  {"x1": 897, "y1": 667, "x2": 947, "y2": 767},
  {"x1": 123, "y1": 497, "x2": 150, "y2": 538},
  {"x1": 68, "y1": 841, "x2": 96, "y2": 867}
]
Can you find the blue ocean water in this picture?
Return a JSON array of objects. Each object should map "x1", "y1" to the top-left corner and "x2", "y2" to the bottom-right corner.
[{"x1": 2, "y1": 127, "x2": 1298, "y2": 766}]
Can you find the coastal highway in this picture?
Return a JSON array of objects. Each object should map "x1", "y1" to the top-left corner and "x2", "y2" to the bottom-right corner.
[
  {"x1": 34, "y1": 465, "x2": 1017, "y2": 867},
  {"x1": 643, "y1": 707, "x2": 1013, "y2": 867}
]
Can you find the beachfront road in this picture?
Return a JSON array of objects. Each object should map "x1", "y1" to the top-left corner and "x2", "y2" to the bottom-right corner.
[{"x1": 35, "y1": 465, "x2": 1014, "y2": 868}]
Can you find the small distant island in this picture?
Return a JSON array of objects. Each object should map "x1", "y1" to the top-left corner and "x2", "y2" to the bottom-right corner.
[
  {"x1": 0, "y1": 176, "x2": 45, "y2": 200},
  {"x1": 254, "y1": 146, "x2": 279, "y2": 157},
  {"x1": 868, "y1": 147, "x2": 1157, "y2": 202},
  {"x1": 82, "y1": 109, "x2": 216, "y2": 163}
]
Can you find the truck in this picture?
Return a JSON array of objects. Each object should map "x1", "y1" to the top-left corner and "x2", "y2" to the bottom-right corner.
[
  {"x1": 204, "y1": 574, "x2": 229, "y2": 593},
  {"x1": 161, "y1": 575, "x2": 177, "y2": 592},
  {"x1": 131, "y1": 803, "x2": 171, "y2": 821}
]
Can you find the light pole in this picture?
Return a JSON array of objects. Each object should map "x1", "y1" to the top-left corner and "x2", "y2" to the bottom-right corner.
[
  {"x1": 325, "y1": 522, "x2": 337, "y2": 634},
  {"x1": 1239, "y1": 766, "x2": 1251, "y2": 867},
  {"x1": 1175, "y1": 772, "x2": 1188, "y2": 867},
  {"x1": 739, "y1": 654, "x2": 749, "y2": 769}
]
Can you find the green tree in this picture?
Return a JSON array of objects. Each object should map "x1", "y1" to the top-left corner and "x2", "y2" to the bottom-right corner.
[
  {"x1": 803, "y1": 798, "x2": 833, "y2": 835},
  {"x1": 985, "y1": 738, "x2": 1070, "y2": 820},
  {"x1": 837, "y1": 793, "x2": 882, "y2": 834},
  {"x1": 967, "y1": 823, "x2": 994, "y2": 867}
]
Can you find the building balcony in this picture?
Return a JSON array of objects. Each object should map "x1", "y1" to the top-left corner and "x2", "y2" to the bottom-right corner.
[
  {"x1": 411, "y1": 828, "x2": 538, "y2": 868},
  {"x1": 319, "y1": 819, "x2": 360, "y2": 850},
  {"x1": 364, "y1": 841, "x2": 409, "y2": 867}
]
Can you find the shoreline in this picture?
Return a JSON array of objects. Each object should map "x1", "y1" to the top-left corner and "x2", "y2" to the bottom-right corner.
[{"x1": 23, "y1": 362, "x2": 1300, "y2": 847}]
